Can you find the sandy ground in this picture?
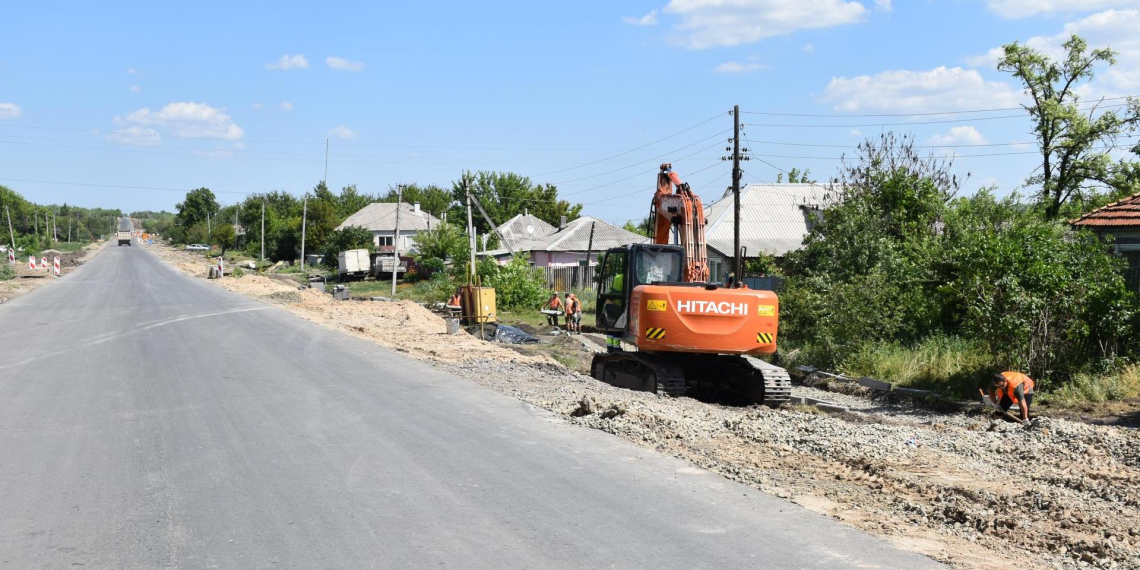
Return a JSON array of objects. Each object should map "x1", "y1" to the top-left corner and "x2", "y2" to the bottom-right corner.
[
  {"x1": 148, "y1": 243, "x2": 1140, "y2": 570},
  {"x1": 0, "y1": 241, "x2": 107, "y2": 304}
]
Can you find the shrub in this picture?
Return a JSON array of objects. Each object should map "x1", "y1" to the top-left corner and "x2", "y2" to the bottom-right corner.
[
  {"x1": 481, "y1": 255, "x2": 547, "y2": 310},
  {"x1": 232, "y1": 267, "x2": 245, "y2": 278},
  {"x1": 0, "y1": 264, "x2": 14, "y2": 281},
  {"x1": 1050, "y1": 364, "x2": 1140, "y2": 403}
]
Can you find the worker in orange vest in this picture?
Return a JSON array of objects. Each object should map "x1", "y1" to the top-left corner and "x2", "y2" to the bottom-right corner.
[
  {"x1": 544, "y1": 292, "x2": 564, "y2": 327},
  {"x1": 989, "y1": 371, "x2": 1035, "y2": 422}
]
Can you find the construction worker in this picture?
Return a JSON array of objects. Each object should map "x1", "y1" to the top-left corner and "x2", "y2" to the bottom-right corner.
[
  {"x1": 990, "y1": 371, "x2": 1035, "y2": 422},
  {"x1": 544, "y1": 292, "x2": 564, "y2": 327},
  {"x1": 564, "y1": 292, "x2": 582, "y2": 335}
]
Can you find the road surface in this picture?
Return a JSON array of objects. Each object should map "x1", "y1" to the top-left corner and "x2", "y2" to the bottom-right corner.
[{"x1": 0, "y1": 243, "x2": 944, "y2": 569}]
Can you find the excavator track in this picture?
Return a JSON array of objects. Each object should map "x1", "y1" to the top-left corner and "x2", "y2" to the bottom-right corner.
[{"x1": 590, "y1": 352, "x2": 791, "y2": 407}]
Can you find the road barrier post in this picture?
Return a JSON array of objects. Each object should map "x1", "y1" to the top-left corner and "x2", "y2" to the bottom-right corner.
[
  {"x1": 28, "y1": 256, "x2": 34, "y2": 270},
  {"x1": 53, "y1": 257, "x2": 60, "y2": 277},
  {"x1": 39, "y1": 256, "x2": 47, "y2": 270},
  {"x1": 217, "y1": 257, "x2": 223, "y2": 278},
  {"x1": 6, "y1": 249, "x2": 13, "y2": 264}
]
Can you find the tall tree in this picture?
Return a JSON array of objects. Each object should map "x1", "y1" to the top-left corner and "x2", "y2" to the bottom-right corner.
[
  {"x1": 176, "y1": 188, "x2": 219, "y2": 229},
  {"x1": 379, "y1": 184, "x2": 453, "y2": 219},
  {"x1": 998, "y1": 35, "x2": 1140, "y2": 219},
  {"x1": 448, "y1": 171, "x2": 582, "y2": 235}
]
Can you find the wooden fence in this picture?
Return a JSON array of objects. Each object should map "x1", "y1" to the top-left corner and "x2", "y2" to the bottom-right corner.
[{"x1": 542, "y1": 265, "x2": 596, "y2": 292}]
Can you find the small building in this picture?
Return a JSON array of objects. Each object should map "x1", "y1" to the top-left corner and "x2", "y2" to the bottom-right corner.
[
  {"x1": 1071, "y1": 193, "x2": 1140, "y2": 290},
  {"x1": 703, "y1": 183, "x2": 833, "y2": 282},
  {"x1": 496, "y1": 212, "x2": 556, "y2": 253},
  {"x1": 490, "y1": 216, "x2": 649, "y2": 267},
  {"x1": 337, "y1": 202, "x2": 442, "y2": 254}
]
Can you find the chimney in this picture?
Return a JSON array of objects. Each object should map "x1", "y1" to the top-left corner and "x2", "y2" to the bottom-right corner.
[
  {"x1": 413, "y1": 202, "x2": 420, "y2": 213},
  {"x1": 559, "y1": 215, "x2": 566, "y2": 230}
]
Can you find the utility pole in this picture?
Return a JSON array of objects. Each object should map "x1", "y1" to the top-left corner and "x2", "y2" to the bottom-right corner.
[
  {"x1": 581, "y1": 221, "x2": 595, "y2": 291},
  {"x1": 68, "y1": 216, "x2": 72, "y2": 243},
  {"x1": 323, "y1": 137, "x2": 330, "y2": 187},
  {"x1": 52, "y1": 211, "x2": 57, "y2": 243},
  {"x1": 5, "y1": 205, "x2": 15, "y2": 251},
  {"x1": 464, "y1": 174, "x2": 477, "y2": 283},
  {"x1": 732, "y1": 104, "x2": 742, "y2": 287},
  {"x1": 206, "y1": 210, "x2": 212, "y2": 242},
  {"x1": 260, "y1": 200, "x2": 265, "y2": 262},
  {"x1": 300, "y1": 197, "x2": 308, "y2": 272},
  {"x1": 234, "y1": 208, "x2": 240, "y2": 251},
  {"x1": 391, "y1": 184, "x2": 403, "y2": 296}
]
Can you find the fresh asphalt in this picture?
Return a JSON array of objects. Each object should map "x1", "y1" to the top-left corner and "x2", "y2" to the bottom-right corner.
[{"x1": 0, "y1": 238, "x2": 944, "y2": 569}]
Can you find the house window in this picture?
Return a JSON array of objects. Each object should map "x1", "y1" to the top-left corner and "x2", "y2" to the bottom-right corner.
[{"x1": 376, "y1": 236, "x2": 394, "y2": 247}]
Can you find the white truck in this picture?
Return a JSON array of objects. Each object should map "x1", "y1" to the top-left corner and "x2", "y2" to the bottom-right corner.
[
  {"x1": 337, "y1": 249, "x2": 370, "y2": 279},
  {"x1": 117, "y1": 230, "x2": 132, "y2": 246}
]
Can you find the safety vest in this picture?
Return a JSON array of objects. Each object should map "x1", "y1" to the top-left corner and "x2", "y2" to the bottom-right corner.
[{"x1": 1000, "y1": 371, "x2": 1034, "y2": 402}]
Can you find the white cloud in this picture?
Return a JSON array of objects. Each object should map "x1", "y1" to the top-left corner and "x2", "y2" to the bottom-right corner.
[
  {"x1": 328, "y1": 124, "x2": 357, "y2": 139},
  {"x1": 279, "y1": 101, "x2": 294, "y2": 111},
  {"x1": 105, "y1": 126, "x2": 161, "y2": 146},
  {"x1": 126, "y1": 67, "x2": 138, "y2": 75},
  {"x1": 265, "y1": 54, "x2": 309, "y2": 70},
  {"x1": 802, "y1": 43, "x2": 815, "y2": 53},
  {"x1": 713, "y1": 57, "x2": 770, "y2": 73},
  {"x1": 622, "y1": 10, "x2": 659, "y2": 25},
  {"x1": 115, "y1": 102, "x2": 245, "y2": 140},
  {"x1": 874, "y1": 0, "x2": 892, "y2": 11},
  {"x1": 980, "y1": 9, "x2": 1140, "y2": 96},
  {"x1": 850, "y1": 129, "x2": 863, "y2": 138},
  {"x1": 662, "y1": 0, "x2": 868, "y2": 49},
  {"x1": 986, "y1": 0, "x2": 1136, "y2": 19},
  {"x1": 928, "y1": 126, "x2": 988, "y2": 146},
  {"x1": 326, "y1": 56, "x2": 365, "y2": 72},
  {"x1": 0, "y1": 103, "x2": 21, "y2": 120},
  {"x1": 250, "y1": 102, "x2": 264, "y2": 110},
  {"x1": 129, "y1": 85, "x2": 141, "y2": 94},
  {"x1": 821, "y1": 66, "x2": 1021, "y2": 113}
]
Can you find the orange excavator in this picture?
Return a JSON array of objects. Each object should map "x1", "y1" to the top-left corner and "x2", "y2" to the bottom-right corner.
[{"x1": 590, "y1": 163, "x2": 791, "y2": 406}]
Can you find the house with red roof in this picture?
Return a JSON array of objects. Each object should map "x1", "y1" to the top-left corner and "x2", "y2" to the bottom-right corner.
[{"x1": 1071, "y1": 194, "x2": 1140, "y2": 289}]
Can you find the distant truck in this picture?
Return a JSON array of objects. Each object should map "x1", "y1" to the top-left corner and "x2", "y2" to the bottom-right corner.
[
  {"x1": 371, "y1": 254, "x2": 409, "y2": 278},
  {"x1": 117, "y1": 230, "x2": 132, "y2": 246},
  {"x1": 337, "y1": 249, "x2": 371, "y2": 280}
]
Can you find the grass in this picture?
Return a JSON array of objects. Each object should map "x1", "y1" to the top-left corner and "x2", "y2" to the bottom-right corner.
[
  {"x1": 1049, "y1": 365, "x2": 1140, "y2": 404},
  {"x1": 838, "y1": 336, "x2": 993, "y2": 398}
]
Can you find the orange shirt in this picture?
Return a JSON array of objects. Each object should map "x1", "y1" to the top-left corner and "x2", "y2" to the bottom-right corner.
[
  {"x1": 548, "y1": 297, "x2": 564, "y2": 310},
  {"x1": 999, "y1": 371, "x2": 1035, "y2": 401}
]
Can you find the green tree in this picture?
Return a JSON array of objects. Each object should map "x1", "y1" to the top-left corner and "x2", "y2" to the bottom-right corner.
[
  {"x1": 448, "y1": 172, "x2": 582, "y2": 235},
  {"x1": 380, "y1": 184, "x2": 452, "y2": 218},
  {"x1": 212, "y1": 224, "x2": 236, "y2": 256},
  {"x1": 998, "y1": 35, "x2": 1140, "y2": 219},
  {"x1": 175, "y1": 188, "x2": 219, "y2": 230},
  {"x1": 776, "y1": 167, "x2": 815, "y2": 184},
  {"x1": 336, "y1": 184, "x2": 377, "y2": 219}
]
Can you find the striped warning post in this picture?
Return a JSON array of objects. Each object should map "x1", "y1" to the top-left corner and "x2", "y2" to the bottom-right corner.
[
  {"x1": 39, "y1": 256, "x2": 48, "y2": 270},
  {"x1": 53, "y1": 257, "x2": 60, "y2": 277},
  {"x1": 28, "y1": 256, "x2": 35, "y2": 270},
  {"x1": 7, "y1": 248, "x2": 14, "y2": 264}
]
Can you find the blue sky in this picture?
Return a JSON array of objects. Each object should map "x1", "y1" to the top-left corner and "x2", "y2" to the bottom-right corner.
[{"x1": 2, "y1": 0, "x2": 1138, "y2": 225}]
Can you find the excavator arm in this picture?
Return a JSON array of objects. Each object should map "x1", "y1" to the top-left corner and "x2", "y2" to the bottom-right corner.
[{"x1": 649, "y1": 163, "x2": 710, "y2": 283}]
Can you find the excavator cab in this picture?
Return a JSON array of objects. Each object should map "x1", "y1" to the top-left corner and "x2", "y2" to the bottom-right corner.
[{"x1": 595, "y1": 244, "x2": 685, "y2": 336}]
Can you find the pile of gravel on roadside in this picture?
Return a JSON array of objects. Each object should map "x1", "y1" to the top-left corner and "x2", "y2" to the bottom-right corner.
[
  {"x1": 262, "y1": 291, "x2": 303, "y2": 305},
  {"x1": 441, "y1": 357, "x2": 1140, "y2": 570}
]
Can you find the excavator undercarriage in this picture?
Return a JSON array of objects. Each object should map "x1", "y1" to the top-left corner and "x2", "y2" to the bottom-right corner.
[{"x1": 589, "y1": 351, "x2": 792, "y2": 407}]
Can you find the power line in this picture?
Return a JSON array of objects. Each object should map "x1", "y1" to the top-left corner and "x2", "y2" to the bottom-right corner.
[
  {"x1": 740, "y1": 96, "x2": 1136, "y2": 118},
  {"x1": 528, "y1": 110, "x2": 728, "y2": 178},
  {"x1": 0, "y1": 177, "x2": 249, "y2": 195},
  {"x1": 552, "y1": 129, "x2": 730, "y2": 184},
  {"x1": 742, "y1": 103, "x2": 1132, "y2": 128}
]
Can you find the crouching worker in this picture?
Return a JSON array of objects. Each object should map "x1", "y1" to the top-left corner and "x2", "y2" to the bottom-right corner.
[{"x1": 990, "y1": 371, "x2": 1035, "y2": 423}]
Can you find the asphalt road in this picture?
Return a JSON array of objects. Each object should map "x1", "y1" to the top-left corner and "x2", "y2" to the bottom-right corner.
[{"x1": 0, "y1": 244, "x2": 944, "y2": 569}]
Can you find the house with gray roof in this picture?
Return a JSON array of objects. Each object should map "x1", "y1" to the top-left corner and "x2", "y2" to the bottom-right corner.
[
  {"x1": 703, "y1": 183, "x2": 835, "y2": 281},
  {"x1": 496, "y1": 212, "x2": 556, "y2": 253},
  {"x1": 487, "y1": 216, "x2": 648, "y2": 267},
  {"x1": 337, "y1": 202, "x2": 442, "y2": 254}
]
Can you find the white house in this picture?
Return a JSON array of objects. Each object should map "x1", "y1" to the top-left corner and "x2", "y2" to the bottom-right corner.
[
  {"x1": 487, "y1": 216, "x2": 648, "y2": 267},
  {"x1": 337, "y1": 202, "x2": 442, "y2": 254}
]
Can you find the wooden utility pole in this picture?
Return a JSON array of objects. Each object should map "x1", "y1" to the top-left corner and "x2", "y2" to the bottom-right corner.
[
  {"x1": 464, "y1": 175, "x2": 476, "y2": 283},
  {"x1": 469, "y1": 194, "x2": 514, "y2": 255},
  {"x1": 52, "y1": 211, "x2": 57, "y2": 243},
  {"x1": 731, "y1": 104, "x2": 742, "y2": 287},
  {"x1": 68, "y1": 216, "x2": 72, "y2": 243},
  {"x1": 581, "y1": 221, "x2": 595, "y2": 291},
  {"x1": 300, "y1": 197, "x2": 308, "y2": 272},
  {"x1": 5, "y1": 205, "x2": 15, "y2": 251},
  {"x1": 206, "y1": 210, "x2": 212, "y2": 242},
  {"x1": 260, "y1": 201, "x2": 265, "y2": 261},
  {"x1": 391, "y1": 185, "x2": 403, "y2": 296}
]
